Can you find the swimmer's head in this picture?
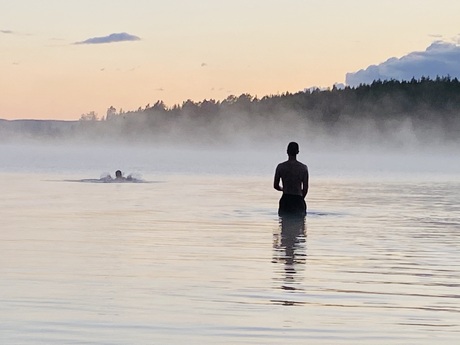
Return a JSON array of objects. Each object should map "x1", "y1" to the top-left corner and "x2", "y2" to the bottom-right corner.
[
  {"x1": 115, "y1": 170, "x2": 122, "y2": 178},
  {"x1": 287, "y1": 142, "x2": 299, "y2": 156}
]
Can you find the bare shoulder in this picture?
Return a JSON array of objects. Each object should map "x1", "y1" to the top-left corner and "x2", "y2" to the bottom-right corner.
[
  {"x1": 301, "y1": 162, "x2": 309, "y2": 175},
  {"x1": 276, "y1": 160, "x2": 290, "y2": 171},
  {"x1": 277, "y1": 160, "x2": 308, "y2": 174},
  {"x1": 295, "y1": 161, "x2": 308, "y2": 172}
]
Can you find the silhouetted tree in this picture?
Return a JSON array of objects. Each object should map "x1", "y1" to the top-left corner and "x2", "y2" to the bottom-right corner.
[{"x1": 79, "y1": 111, "x2": 99, "y2": 121}]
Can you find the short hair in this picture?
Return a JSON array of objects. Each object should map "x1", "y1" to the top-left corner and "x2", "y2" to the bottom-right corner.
[
  {"x1": 287, "y1": 142, "x2": 299, "y2": 155},
  {"x1": 115, "y1": 170, "x2": 122, "y2": 178}
]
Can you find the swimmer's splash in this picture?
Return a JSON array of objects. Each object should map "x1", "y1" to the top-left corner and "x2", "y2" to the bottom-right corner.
[
  {"x1": 76, "y1": 170, "x2": 146, "y2": 183},
  {"x1": 101, "y1": 170, "x2": 137, "y2": 182}
]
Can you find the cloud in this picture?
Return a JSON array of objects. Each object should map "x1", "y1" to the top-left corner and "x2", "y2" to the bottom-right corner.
[
  {"x1": 1, "y1": 30, "x2": 31, "y2": 36},
  {"x1": 74, "y1": 32, "x2": 140, "y2": 45},
  {"x1": 346, "y1": 41, "x2": 460, "y2": 87}
]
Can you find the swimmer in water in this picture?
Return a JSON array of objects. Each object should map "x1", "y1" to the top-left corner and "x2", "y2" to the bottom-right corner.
[
  {"x1": 114, "y1": 170, "x2": 133, "y2": 181},
  {"x1": 115, "y1": 170, "x2": 124, "y2": 180}
]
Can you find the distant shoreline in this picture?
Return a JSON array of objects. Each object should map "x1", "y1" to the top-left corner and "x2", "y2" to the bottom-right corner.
[{"x1": 1, "y1": 78, "x2": 459, "y2": 147}]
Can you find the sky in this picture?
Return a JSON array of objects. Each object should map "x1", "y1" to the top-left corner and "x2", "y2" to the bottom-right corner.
[{"x1": 1, "y1": 0, "x2": 460, "y2": 120}]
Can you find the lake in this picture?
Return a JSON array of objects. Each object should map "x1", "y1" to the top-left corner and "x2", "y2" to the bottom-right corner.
[{"x1": 1, "y1": 144, "x2": 459, "y2": 344}]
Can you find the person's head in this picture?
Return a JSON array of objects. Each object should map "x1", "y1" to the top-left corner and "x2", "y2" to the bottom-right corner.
[
  {"x1": 115, "y1": 170, "x2": 122, "y2": 178},
  {"x1": 287, "y1": 142, "x2": 299, "y2": 156}
]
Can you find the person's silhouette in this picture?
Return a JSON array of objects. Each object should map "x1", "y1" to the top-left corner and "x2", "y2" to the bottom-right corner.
[{"x1": 273, "y1": 142, "x2": 309, "y2": 216}]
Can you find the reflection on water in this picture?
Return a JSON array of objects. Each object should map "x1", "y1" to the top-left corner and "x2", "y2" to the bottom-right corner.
[
  {"x1": 1, "y1": 172, "x2": 460, "y2": 344},
  {"x1": 272, "y1": 215, "x2": 306, "y2": 305}
]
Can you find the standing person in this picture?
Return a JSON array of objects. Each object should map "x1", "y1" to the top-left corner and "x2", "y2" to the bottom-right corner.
[{"x1": 273, "y1": 142, "x2": 309, "y2": 216}]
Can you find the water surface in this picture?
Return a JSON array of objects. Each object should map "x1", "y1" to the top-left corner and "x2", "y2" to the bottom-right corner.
[{"x1": 1, "y1": 146, "x2": 459, "y2": 344}]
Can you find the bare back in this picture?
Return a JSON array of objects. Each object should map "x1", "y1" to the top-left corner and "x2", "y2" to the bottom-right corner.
[{"x1": 274, "y1": 160, "x2": 309, "y2": 196}]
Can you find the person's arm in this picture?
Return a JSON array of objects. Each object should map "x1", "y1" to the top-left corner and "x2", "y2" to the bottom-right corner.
[
  {"x1": 302, "y1": 168, "x2": 309, "y2": 198},
  {"x1": 273, "y1": 167, "x2": 283, "y2": 192}
]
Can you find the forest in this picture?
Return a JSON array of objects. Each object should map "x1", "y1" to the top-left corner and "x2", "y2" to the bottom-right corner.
[{"x1": 2, "y1": 77, "x2": 460, "y2": 147}]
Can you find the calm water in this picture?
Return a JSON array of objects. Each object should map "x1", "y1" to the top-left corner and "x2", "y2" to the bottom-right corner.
[{"x1": 1, "y1": 145, "x2": 460, "y2": 344}]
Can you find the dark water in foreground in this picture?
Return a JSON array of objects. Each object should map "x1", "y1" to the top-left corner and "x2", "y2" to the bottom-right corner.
[{"x1": 1, "y1": 146, "x2": 459, "y2": 344}]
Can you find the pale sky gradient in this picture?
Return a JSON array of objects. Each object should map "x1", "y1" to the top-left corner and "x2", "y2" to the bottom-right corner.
[{"x1": 1, "y1": 0, "x2": 460, "y2": 120}]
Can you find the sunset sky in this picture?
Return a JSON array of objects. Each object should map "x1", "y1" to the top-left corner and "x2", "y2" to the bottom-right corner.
[{"x1": 1, "y1": 0, "x2": 460, "y2": 120}]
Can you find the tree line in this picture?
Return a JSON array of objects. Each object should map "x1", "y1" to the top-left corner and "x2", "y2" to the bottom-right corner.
[
  {"x1": 3, "y1": 77, "x2": 459, "y2": 145},
  {"x1": 76, "y1": 76, "x2": 460, "y2": 143}
]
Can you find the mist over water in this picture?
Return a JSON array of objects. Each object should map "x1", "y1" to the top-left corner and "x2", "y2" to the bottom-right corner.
[
  {"x1": 3, "y1": 78, "x2": 460, "y2": 166},
  {"x1": 1, "y1": 102, "x2": 460, "y2": 344},
  {"x1": 0, "y1": 130, "x2": 458, "y2": 179},
  {"x1": 2, "y1": 92, "x2": 459, "y2": 179}
]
